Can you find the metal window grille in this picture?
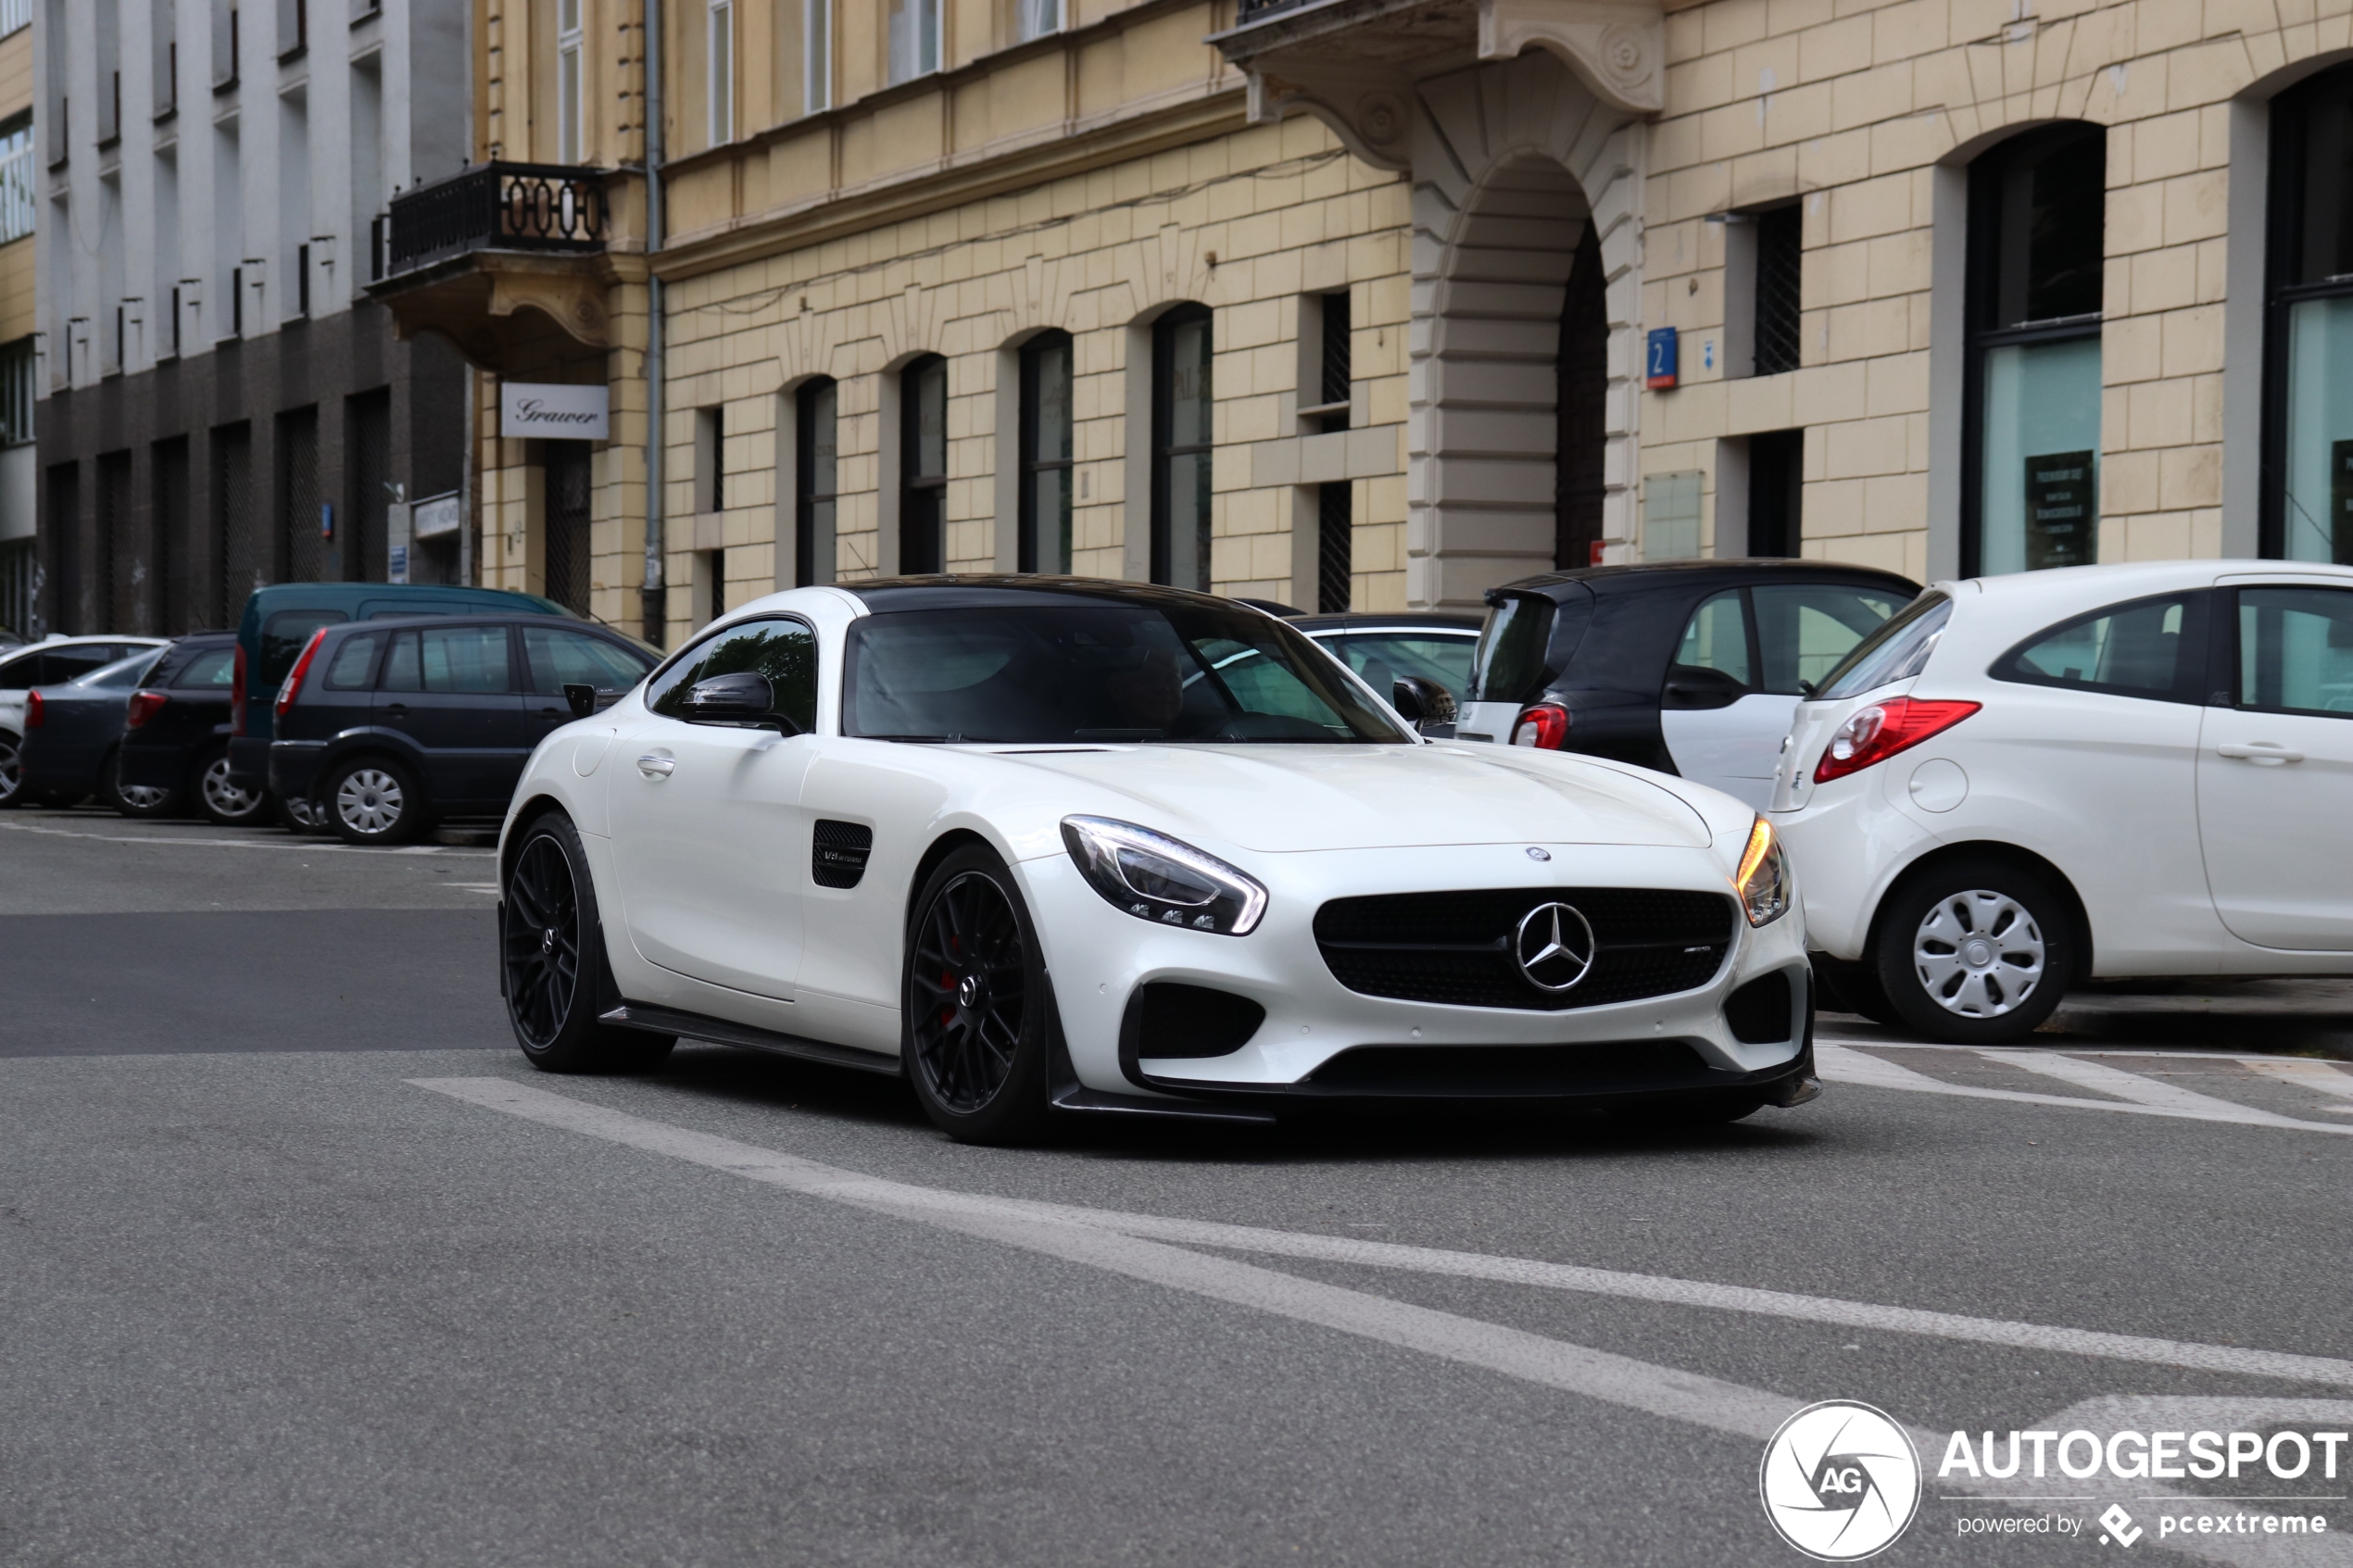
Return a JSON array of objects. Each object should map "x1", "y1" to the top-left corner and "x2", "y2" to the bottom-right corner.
[
  {"x1": 1316, "y1": 482, "x2": 1352, "y2": 614},
  {"x1": 1753, "y1": 205, "x2": 1803, "y2": 377},
  {"x1": 544, "y1": 440, "x2": 592, "y2": 613},
  {"x1": 1320, "y1": 290, "x2": 1351, "y2": 423}
]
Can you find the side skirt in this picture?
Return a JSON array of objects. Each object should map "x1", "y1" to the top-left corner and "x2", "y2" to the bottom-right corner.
[{"x1": 600, "y1": 1001, "x2": 905, "y2": 1078}]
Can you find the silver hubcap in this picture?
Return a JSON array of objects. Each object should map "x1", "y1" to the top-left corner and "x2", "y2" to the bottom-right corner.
[
  {"x1": 335, "y1": 769, "x2": 405, "y2": 835},
  {"x1": 202, "y1": 758, "x2": 260, "y2": 817},
  {"x1": 119, "y1": 783, "x2": 170, "y2": 809},
  {"x1": 0, "y1": 737, "x2": 19, "y2": 801},
  {"x1": 1912, "y1": 889, "x2": 2045, "y2": 1018}
]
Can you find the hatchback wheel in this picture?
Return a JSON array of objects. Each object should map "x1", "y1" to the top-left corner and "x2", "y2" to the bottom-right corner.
[
  {"x1": 904, "y1": 845, "x2": 1054, "y2": 1144},
  {"x1": 195, "y1": 752, "x2": 273, "y2": 827},
  {"x1": 104, "y1": 748, "x2": 181, "y2": 819},
  {"x1": 0, "y1": 731, "x2": 21, "y2": 808},
  {"x1": 1873, "y1": 859, "x2": 2075, "y2": 1044},
  {"x1": 503, "y1": 812, "x2": 674, "y2": 1073},
  {"x1": 325, "y1": 758, "x2": 423, "y2": 846}
]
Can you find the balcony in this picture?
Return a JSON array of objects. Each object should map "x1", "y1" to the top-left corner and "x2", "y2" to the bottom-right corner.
[
  {"x1": 384, "y1": 162, "x2": 610, "y2": 277},
  {"x1": 368, "y1": 162, "x2": 623, "y2": 379}
]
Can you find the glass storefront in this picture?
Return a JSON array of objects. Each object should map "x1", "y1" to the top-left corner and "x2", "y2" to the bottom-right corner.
[
  {"x1": 2271, "y1": 65, "x2": 2353, "y2": 564},
  {"x1": 1977, "y1": 336, "x2": 2103, "y2": 574}
]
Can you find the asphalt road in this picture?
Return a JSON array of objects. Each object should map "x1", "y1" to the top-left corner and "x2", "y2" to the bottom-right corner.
[{"x1": 5, "y1": 805, "x2": 2353, "y2": 1567}]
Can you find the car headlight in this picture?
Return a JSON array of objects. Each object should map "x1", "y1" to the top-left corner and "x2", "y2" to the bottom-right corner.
[
  {"x1": 1733, "y1": 814, "x2": 1792, "y2": 927},
  {"x1": 1060, "y1": 816, "x2": 1268, "y2": 936}
]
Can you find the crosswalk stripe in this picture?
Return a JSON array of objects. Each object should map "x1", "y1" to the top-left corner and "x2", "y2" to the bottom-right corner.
[
  {"x1": 2245, "y1": 1059, "x2": 2353, "y2": 1099},
  {"x1": 1812, "y1": 1044, "x2": 2353, "y2": 1135},
  {"x1": 1973, "y1": 1047, "x2": 2314, "y2": 1125}
]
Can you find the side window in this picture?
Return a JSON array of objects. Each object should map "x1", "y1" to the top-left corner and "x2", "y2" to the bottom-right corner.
[
  {"x1": 1752, "y1": 585, "x2": 1904, "y2": 695},
  {"x1": 1992, "y1": 593, "x2": 2205, "y2": 702},
  {"x1": 1329, "y1": 633, "x2": 1478, "y2": 705},
  {"x1": 178, "y1": 647, "x2": 240, "y2": 688},
  {"x1": 261, "y1": 610, "x2": 350, "y2": 684},
  {"x1": 2237, "y1": 587, "x2": 2353, "y2": 717},
  {"x1": 522, "y1": 627, "x2": 656, "y2": 696},
  {"x1": 381, "y1": 626, "x2": 511, "y2": 694},
  {"x1": 323, "y1": 634, "x2": 384, "y2": 691},
  {"x1": 46, "y1": 646, "x2": 120, "y2": 683},
  {"x1": 647, "y1": 618, "x2": 820, "y2": 734},
  {"x1": 1666, "y1": 590, "x2": 1754, "y2": 705}
]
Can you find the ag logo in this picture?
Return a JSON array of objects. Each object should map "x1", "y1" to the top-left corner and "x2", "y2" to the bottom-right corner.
[{"x1": 1759, "y1": 1400, "x2": 1921, "y2": 1561}]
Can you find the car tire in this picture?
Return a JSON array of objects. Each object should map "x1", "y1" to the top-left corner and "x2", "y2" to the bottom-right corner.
[
  {"x1": 0, "y1": 730, "x2": 22, "y2": 809},
  {"x1": 323, "y1": 757, "x2": 426, "y2": 847},
  {"x1": 1813, "y1": 958, "x2": 1900, "y2": 1028},
  {"x1": 503, "y1": 811, "x2": 675, "y2": 1073},
  {"x1": 903, "y1": 843, "x2": 1055, "y2": 1146},
  {"x1": 1872, "y1": 859, "x2": 2076, "y2": 1044},
  {"x1": 194, "y1": 751, "x2": 274, "y2": 827},
  {"x1": 104, "y1": 747, "x2": 182, "y2": 819}
]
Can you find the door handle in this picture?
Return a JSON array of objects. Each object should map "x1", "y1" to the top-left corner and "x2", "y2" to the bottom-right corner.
[
  {"x1": 636, "y1": 754, "x2": 675, "y2": 778},
  {"x1": 2217, "y1": 743, "x2": 2305, "y2": 764}
]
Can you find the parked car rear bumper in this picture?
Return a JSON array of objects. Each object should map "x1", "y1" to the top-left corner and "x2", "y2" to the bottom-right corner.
[
  {"x1": 118, "y1": 737, "x2": 196, "y2": 791},
  {"x1": 227, "y1": 736, "x2": 272, "y2": 792},
  {"x1": 269, "y1": 741, "x2": 330, "y2": 802}
]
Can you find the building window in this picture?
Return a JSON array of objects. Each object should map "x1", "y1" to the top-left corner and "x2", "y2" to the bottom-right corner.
[
  {"x1": 0, "y1": 115, "x2": 31, "y2": 244},
  {"x1": 1017, "y1": 332, "x2": 1073, "y2": 574},
  {"x1": 1745, "y1": 428, "x2": 1803, "y2": 557},
  {"x1": 1316, "y1": 483, "x2": 1351, "y2": 613},
  {"x1": 0, "y1": 0, "x2": 28, "y2": 40},
  {"x1": 707, "y1": 0, "x2": 733, "y2": 148},
  {"x1": 1964, "y1": 122, "x2": 2105, "y2": 576},
  {"x1": 1752, "y1": 205, "x2": 1802, "y2": 376},
  {"x1": 1014, "y1": 0, "x2": 1061, "y2": 42},
  {"x1": 803, "y1": 0, "x2": 831, "y2": 113},
  {"x1": 1309, "y1": 289, "x2": 1349, "y2": 432},
  {"x1": 556, "y1": 0, "x2": 584, "y2": 163},
  {"x1": 794, "y1": 377, "x2": 837, "y2": 586},
  {"x1": 695, "y1": 405, "x2": 724, "y2": 514},
  {"x1": 2266, "y1": 62, "x2": 2353, "y2": 565},
  {"x1": 887, "y1": 0, "x2": 939, "y2": 85},
  {"x1": 0, "y1": 337, "x2": 31, "y2": 444},
  {"x1": 900, "y1": 355, "x2": 947, "y2": 574},
  {"x1": 1151, "y1": 305, "x2": 1214, "y2": 591}
]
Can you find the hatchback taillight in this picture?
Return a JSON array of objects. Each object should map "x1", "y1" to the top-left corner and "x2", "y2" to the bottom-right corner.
[
  {"x1": 1510, "y1": 703, "x2": 1571, "y2": 749},
  {"x1": 24, "y1": 690, "x2": 43, "y2": 729},
  {"x1": 232, "y1": 645, "x2": 248, "y2": 735},
  {"x1": 1813, "y1": 697, "x2": 1982, "y2": 783},
  {"x1": 275, "y1": 629, "x2": 327, "y2": 719},
  {"x1": 127, "y1": 690, "x2": 169, "y2": 729}
]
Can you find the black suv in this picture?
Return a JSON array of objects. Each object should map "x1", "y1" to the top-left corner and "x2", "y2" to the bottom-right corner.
[
  {"x1": 1456, "y1": 560, "x2": 1920, "y2": 809},
  {"x1": 270, "y1": 615, "x2": 656, "y2": 845}
]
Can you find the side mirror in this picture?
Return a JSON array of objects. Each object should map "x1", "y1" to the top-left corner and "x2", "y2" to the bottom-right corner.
[
  {"x1": 1391, "y1": 675, "x2": 1457, "y2": 734},
  {"x1": 682, "y1": 671, "x2": 800, "y2": 733},
  {"x1": 562, "y1": 684, "x2": 598, "y2": 720}
]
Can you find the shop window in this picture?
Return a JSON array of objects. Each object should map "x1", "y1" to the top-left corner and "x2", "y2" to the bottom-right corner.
[
  {"x1": 1017, "y1": 332, "x2": 1072, "y2": 574},
  {"x1": 794, "y1": 377, "x2": 837, "y2": 587},
  {"x1": 1151, "y1": 305, "x2": 1212, "y2": 590},
  {"x1": 900, "y1": 355, "x2": 947, "y2": 575},
  {"x1": 1963, "y1": 123, "x2": 2106, "y2": 576},
  {"x1": 2265, "y1": 63, "x2": 2353, "y2": 565}
]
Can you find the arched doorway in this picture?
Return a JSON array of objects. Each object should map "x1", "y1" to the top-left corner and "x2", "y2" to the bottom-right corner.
[{"x1": 1555, "y1": 227, "x2": 1608, "y2": 570}]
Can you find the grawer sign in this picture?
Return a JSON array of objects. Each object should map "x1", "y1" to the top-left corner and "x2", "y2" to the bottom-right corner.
[
  {"x1": 500, "y1": 383, "x2": 610, "y2": 440},
  {"x1": 1760, "y1": 1401, "x2": 2345, "y2": 1558}
]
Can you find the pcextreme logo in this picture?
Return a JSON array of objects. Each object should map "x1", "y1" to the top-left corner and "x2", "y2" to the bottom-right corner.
[{"x1": 1760, "y1": 1400, "x2": 1924, "y2": 1561}]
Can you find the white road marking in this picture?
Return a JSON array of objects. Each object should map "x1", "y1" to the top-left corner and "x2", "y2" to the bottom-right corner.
[
  {"x1": 1815, "y1": 1043, "x2": 2353, "y2": 1136},
  {"x1": 2246, "y1": 1059, "x2": 2353, "y2": 1099},
  {"x1": 1823, "y1": 1038, "x2": 2352, "y2": 1066},
  {"x1": 410, "y1": 1076, "x2": 2353, "y2": 1565},
  {"x1": 1974, "y1": 1047, "x2": 2316, "y2": 1126},
  {"x1": 0, "y1": 820, "x2": 489, "y2": 857}
]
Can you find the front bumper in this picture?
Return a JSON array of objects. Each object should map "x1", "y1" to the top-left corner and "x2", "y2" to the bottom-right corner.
[{"x1": 1018, "y1": 840, "x2": 1814, "y2": 1106}]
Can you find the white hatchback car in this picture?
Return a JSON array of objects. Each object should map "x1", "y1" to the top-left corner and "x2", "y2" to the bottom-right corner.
[
  {"x1": 1769, "y1": 559, "x2": 2353, "y2": 1043},
  {"x1": 498, "y1": 577, "x2": 1816, "y2": 1142}
]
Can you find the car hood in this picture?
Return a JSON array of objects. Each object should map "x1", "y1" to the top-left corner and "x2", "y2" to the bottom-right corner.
[{"x1": 987, "y1": 744, "x2": 1714, "y2": 852}]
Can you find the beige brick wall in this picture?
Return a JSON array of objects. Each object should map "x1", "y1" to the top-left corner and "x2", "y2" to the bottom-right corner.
[{"x1": 1643, "y1": 0, "x2": 2352, "y2": 578}]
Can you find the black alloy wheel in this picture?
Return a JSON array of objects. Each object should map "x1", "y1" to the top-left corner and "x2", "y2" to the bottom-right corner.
[
  {"x1": 904, "y1": 846, "x2": 1053, "y2": 1143},
  {"x1": 502, "y1": 812, "x2": 673, "y2": 1073}
]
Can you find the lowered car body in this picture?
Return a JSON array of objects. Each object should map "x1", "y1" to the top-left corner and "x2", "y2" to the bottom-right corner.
[{"x1": 497, "y1": 578, "x2": 1818, "y2": 1141}]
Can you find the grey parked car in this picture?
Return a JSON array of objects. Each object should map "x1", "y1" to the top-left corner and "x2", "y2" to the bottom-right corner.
[{"x1": 15, "y1": 647, "x2": 172, "y2": 810}]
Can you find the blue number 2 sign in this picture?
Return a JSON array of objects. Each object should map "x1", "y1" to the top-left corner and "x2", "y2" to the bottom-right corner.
[{"x1": 1645, "y1": 327, "x2": 1679, "y2": 390}]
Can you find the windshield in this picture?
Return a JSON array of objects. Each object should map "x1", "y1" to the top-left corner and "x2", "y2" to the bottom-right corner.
[
  {"x1": 71, "y1": 650, "x2": 168, "y2": 690},
  {"x1": 843, "y1": 601, "x2": 1413, "y2": 745},
  {"x1": 1815, "y1": 592, "x2": 1950, "y2": 700},
  {"x1": 1467, "y1": 594, "x2": 1558, "y2": 705}
]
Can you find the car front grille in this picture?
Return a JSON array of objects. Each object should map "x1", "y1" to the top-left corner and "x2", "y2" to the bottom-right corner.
[{"x1": 1312, "y1": 888, "x2": 1737, "y2": 1011}]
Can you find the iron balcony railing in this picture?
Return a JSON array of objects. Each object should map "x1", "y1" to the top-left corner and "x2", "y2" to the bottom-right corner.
[
  {"x1": 384, "y1": 162, "x2": 609, "y2": 278},
  {"x1": 1236, "y1": 0, "x2": 1327, "y2": 18}
]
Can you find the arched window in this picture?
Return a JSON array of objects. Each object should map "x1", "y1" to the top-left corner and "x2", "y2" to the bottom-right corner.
[
  {"x1": 899, "y1": 356, "x2": 947, "y2": 575},
  {"x1": 793, "y1": 377, "x2": 837, "y2": 587},
  {"x1": 1151, "y1": 305, "x2": 1213, "y2": 590},
  {"x1": 2265, "y1": 63, "x2": 2353, "y2": 564},
  {"x1": 1017, "y1": 332, "x2": 1073, "y2": 574},
  {"x1": 1963, "y1": 123, "x2": 2106, "y2": 576}
]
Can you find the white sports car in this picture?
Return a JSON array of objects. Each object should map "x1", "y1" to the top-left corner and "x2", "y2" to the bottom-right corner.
[{"x1": 496, "y1": 577, "x2": 1818, "y2": 1142}]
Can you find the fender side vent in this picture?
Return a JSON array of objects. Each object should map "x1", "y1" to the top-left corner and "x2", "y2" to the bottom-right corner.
[{"x1": 812, "y1": 821, "x2": 874, "y2": 888}]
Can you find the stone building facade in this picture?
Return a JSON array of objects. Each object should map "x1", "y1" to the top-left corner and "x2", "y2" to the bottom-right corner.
[{"x1": 383, "y1": 0, "x2": 2351, "y2": 648}]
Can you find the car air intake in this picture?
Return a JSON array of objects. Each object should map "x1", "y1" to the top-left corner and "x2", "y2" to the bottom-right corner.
[
  {"x1": 812, "y1": 821, "x2": 874, "y2": 888},
  {"x1": 1303, "y1": 1041, "x2": 1713, "y2": 1097},
  {"x1": 1132, "y1": 983, "x2": 1265, "y2": 1060},
  {"x1": 1313, "y1": 888, "x2": 1735, "y2": 1011},
  {"x1": 1723, "y1": 971, "x2": 1794, "y2": 1044}
]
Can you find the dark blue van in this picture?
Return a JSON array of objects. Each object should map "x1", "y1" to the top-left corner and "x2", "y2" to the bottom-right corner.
[{"x1": 226, "y1": 583, "x2": 574, "y2": 797}]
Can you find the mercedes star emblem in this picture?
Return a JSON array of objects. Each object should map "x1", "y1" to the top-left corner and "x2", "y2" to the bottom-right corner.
[{"x1": 1515, "y1": 901, "x2": 1597, "y2": 992}]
